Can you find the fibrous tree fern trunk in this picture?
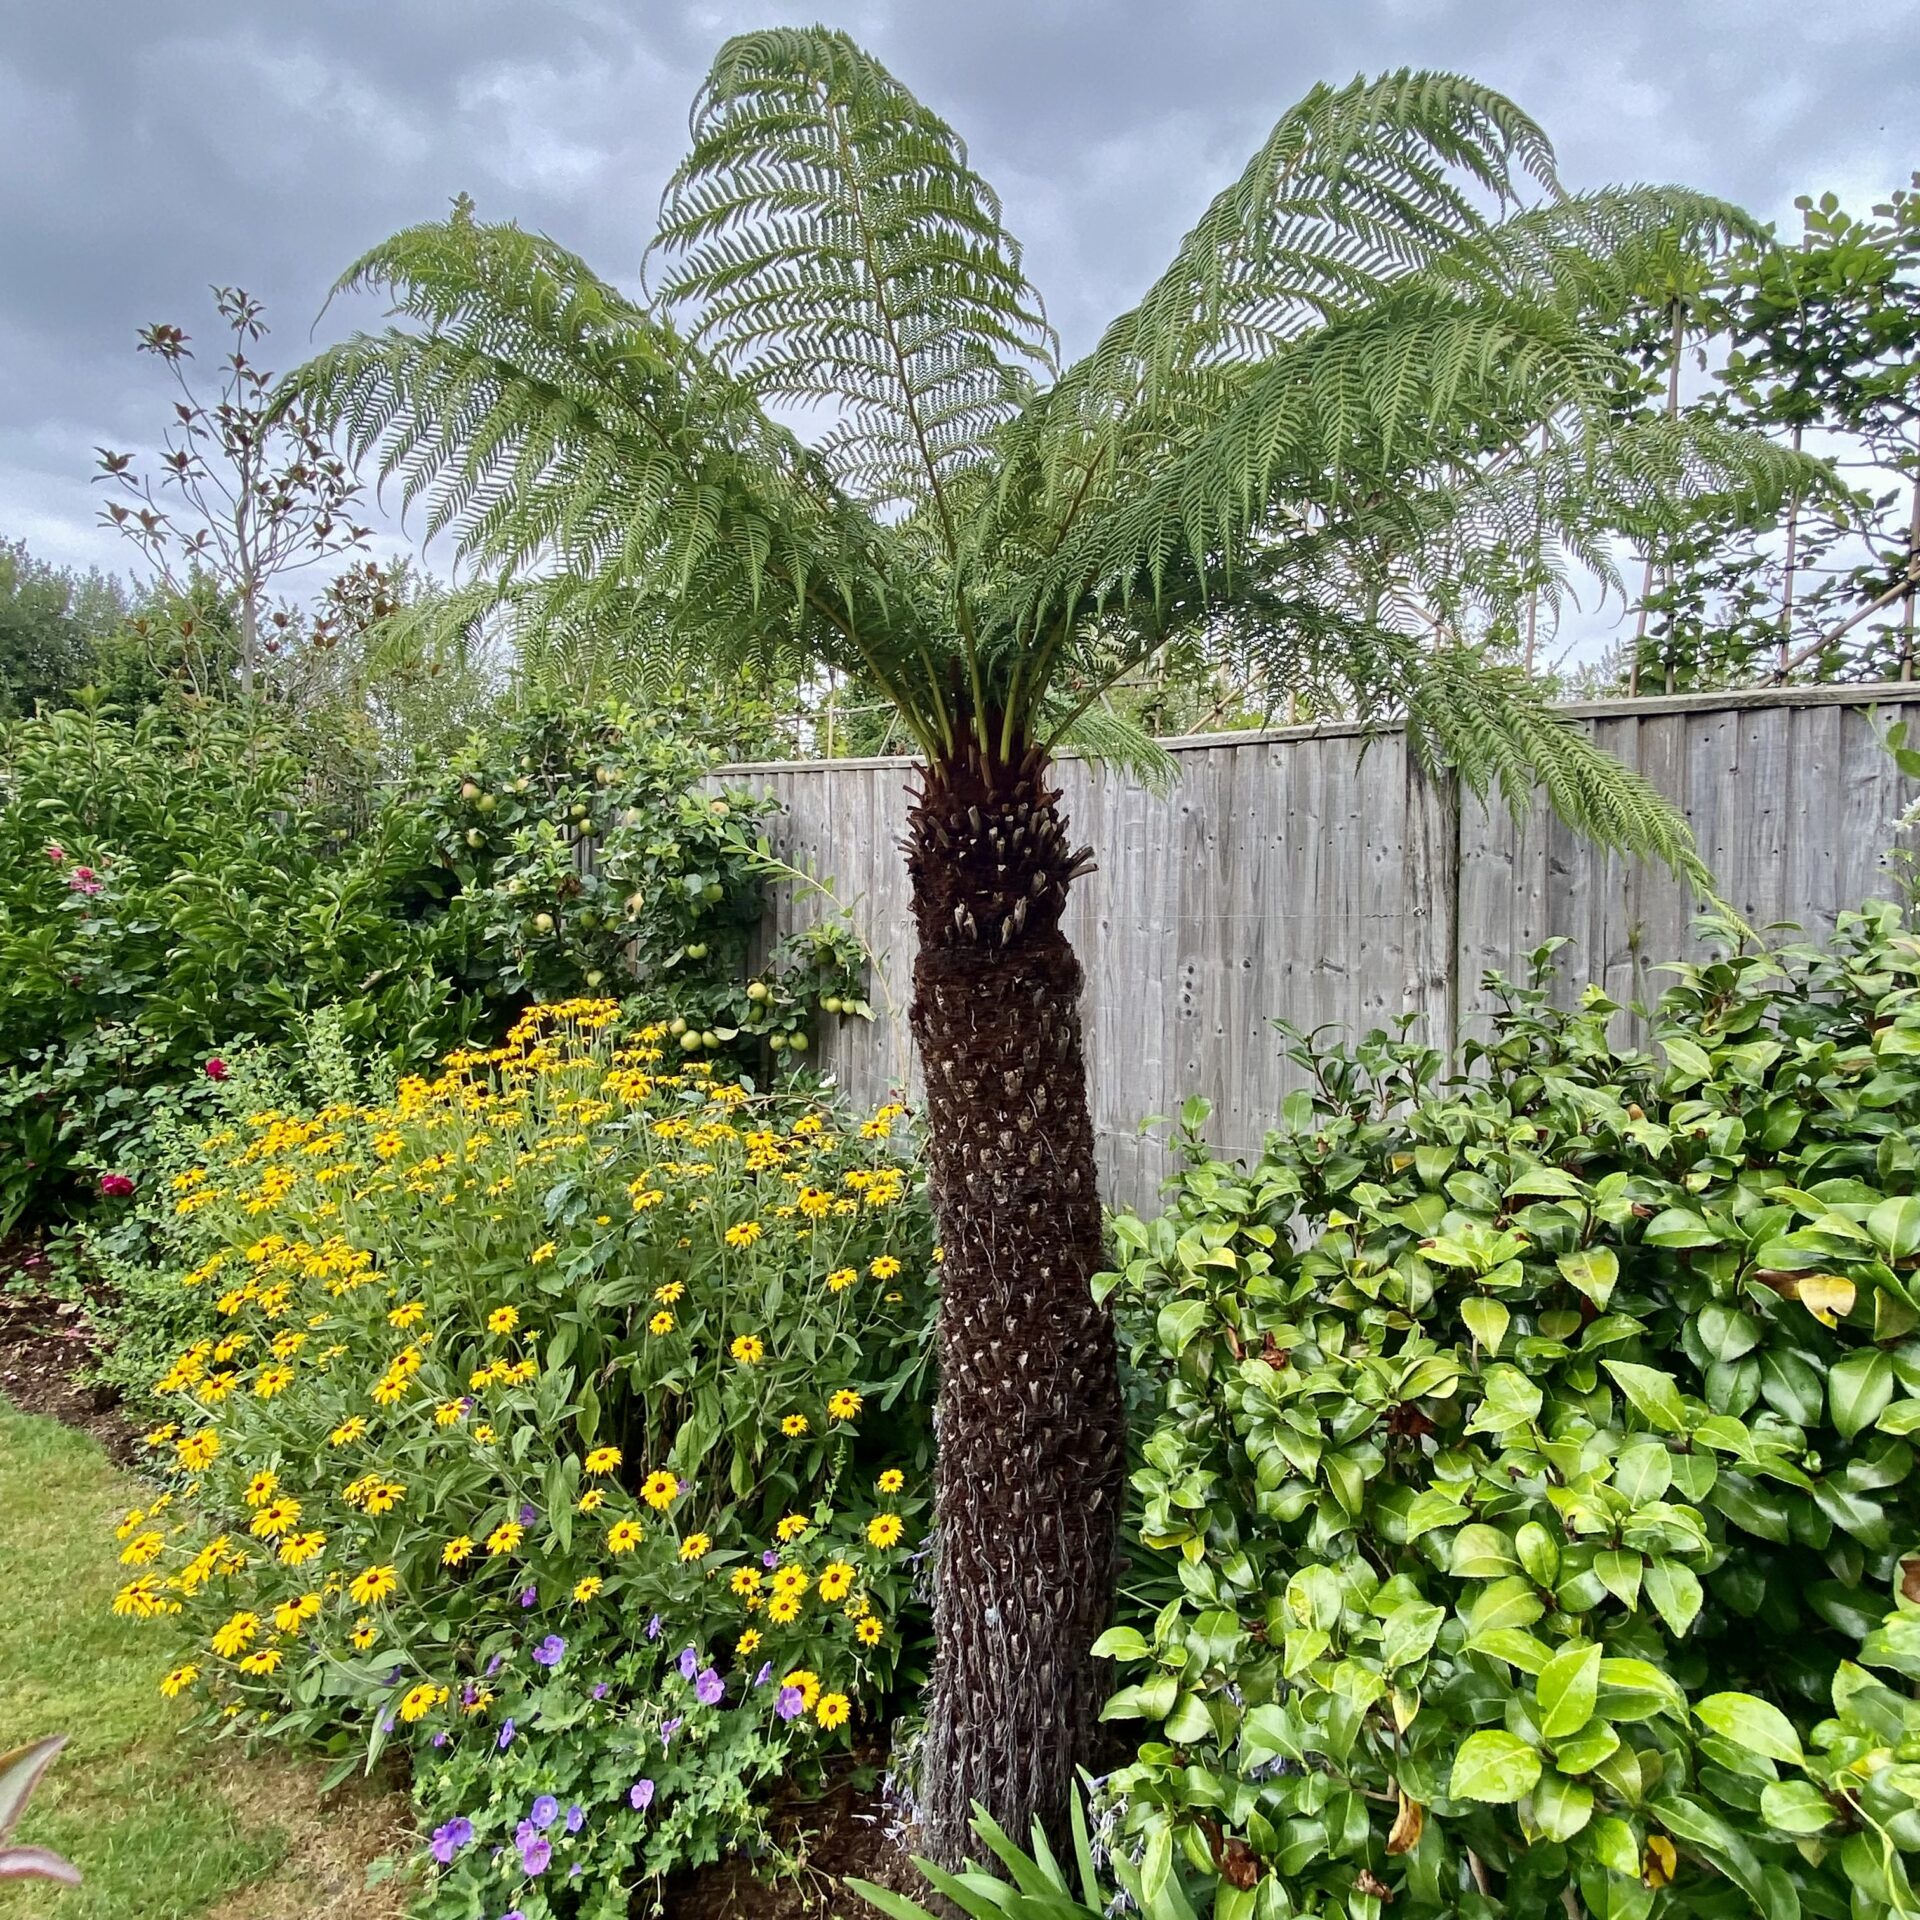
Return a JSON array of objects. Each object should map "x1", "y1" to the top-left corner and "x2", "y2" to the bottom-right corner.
[{"x1": 905, "y1": 738, "x2": 1125, "y2": 1864}]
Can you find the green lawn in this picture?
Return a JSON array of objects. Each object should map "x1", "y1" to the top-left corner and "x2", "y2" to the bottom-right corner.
[{"x1": 0, "y1": 1398, "x2": 413, "y2": 1920}]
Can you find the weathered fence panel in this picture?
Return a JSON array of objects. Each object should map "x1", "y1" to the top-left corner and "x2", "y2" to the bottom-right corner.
[{"x1": 723, "y1": 685, "x2": 1920, "y2": 1214}]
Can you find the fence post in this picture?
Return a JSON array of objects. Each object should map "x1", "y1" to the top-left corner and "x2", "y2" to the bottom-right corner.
[{"x1": 1404, "y1": 747, "x2": 1461, "y2": 1068}]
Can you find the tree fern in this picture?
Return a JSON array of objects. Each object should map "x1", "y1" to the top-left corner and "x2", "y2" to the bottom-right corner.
[{"x1": 279, "y1": 36, "x2": 1861, "y2": 1868}]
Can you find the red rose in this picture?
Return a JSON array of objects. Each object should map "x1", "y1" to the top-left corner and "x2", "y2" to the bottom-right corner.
[
  {"x1": 205, "y1": 1058, "x2": 230, "y2": 1081},
  {"x1": 99, "y1": 1173, "x2": 135, "y2": 1199}
]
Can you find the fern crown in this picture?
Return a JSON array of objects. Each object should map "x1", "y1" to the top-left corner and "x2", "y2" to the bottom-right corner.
[{"x1": 287, "y1": 27, "x2": 1819, "y2": 883}]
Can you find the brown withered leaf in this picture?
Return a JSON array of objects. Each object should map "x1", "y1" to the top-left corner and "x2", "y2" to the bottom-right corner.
[
  {"x1": 1355, "y1": 1868, "x2": 1394, "y2": 1899},
  {"x1": 1901, "y1": 1557, "x2": 1920, "y2": 1606},
  {"x1": 1387, "y1": 1792, "x2": 1425, "y2": 1856},
  {"x1": 1218, "y1": 1838, "x2": 1260, "y2": 1891}
]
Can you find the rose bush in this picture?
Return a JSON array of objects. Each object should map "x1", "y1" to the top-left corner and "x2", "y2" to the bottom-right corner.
[{"x1": 109, "y1": 999, "x2": 935, "y2": 1917}]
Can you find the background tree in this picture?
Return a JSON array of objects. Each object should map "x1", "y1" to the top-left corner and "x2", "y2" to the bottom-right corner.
[
  {"x1": 287, "y1": 32, "x2": 1804, "y2": 1866},
  {"x1": 0, "y1": 537, "x2": 128, "y2": 716},
  {"x1": 95, "y1": 287, "x2": 372, "y2": 696},
  {"x1": 1597, "y1": 177, "x2": 1919, "y2": 693}
]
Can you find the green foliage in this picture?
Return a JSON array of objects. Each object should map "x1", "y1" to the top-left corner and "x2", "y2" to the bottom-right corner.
[
  {"x1": 0, "y1": 693, "x2": 870, "y2": 1233},
  {"x1": 1095, "y1": 905, "x2": 1920, "y2": 1917},
  {"x1": 0, "y1": 696, "x2": 475, "y2": 1231},
  {"x1": 111, "y1": 1003, "x2": 933, "y2": 1914},
  {"x1": 1603, "y1": 175, "x2": 1920, "y2": 694},
  {"x1": 423, "y1": 703, "x2": 872, "y2": 1060},
  {"x1": 291, "y1": 34, "x2": 1792, "y2": 872},
  {"x1": 851, "y1": 1791, "x2": 1219, "y2": 1920},
  {"x1": 0, "y1": 538, "x2": 129, "y2": 718}
]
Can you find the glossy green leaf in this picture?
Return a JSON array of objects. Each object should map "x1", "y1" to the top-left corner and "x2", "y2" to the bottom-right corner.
[
  {"x1": 1537, "y1": 1640, "x2": 1602, "y2": 1740},
  {"x1": 1450, "y1": 1730, "x2": 1543, "y2": 1804},
  {"x1": 1694, "y1": 1692, "x2": 1804, "y2": 1766}
]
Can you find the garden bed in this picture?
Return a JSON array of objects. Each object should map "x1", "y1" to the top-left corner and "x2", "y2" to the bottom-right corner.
[
  {"x1": 1, "y1": 1238, "x2": 914, "y2": 1920},
  {"x1": 0, "y1": 1253, "x2": 135, "y2": 1462}
]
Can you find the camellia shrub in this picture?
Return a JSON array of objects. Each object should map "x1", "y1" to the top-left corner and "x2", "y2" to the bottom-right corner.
[
  {"x1": 108, "y1": 1000, "x2": 934, "y2": 1918},
  {"x1": 1095, "y1": 904, "x2": 1920, "y2": 1920}
]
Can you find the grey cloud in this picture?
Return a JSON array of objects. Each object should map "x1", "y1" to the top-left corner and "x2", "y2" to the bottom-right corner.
[{"x1": 3, "y1": 0, "x2": 1914, "y2": 576}]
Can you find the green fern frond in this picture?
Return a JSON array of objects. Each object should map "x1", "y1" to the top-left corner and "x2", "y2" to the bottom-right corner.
[
  {"x1": 284, "y1": 52, "x2": 1824, "y2": 897},
  {"x1": 652, "y1": 26, "x2": 1055, "y2": 534},
  {"x1": 1042, "y1": 700, "x2": 1180, "y2": 794},
  {"x1": 1406, "y1": 646, "x2": 1713, "y2": 892}
]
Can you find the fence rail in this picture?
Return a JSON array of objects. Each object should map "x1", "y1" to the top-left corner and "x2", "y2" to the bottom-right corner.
[{"x1": 718, "y1": 684, "x2": 1920, "y2": 1215}]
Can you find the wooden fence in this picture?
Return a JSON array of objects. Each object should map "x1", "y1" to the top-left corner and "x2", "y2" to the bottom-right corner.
[{"x1": 719, "y1": 684, "x2": 1920, "y2": 1215}]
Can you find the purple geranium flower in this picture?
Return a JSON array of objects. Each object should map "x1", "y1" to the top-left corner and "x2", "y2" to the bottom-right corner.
[
  {"x1": 661, "y1": 1715, "x2": 684, "y2": 1749},
  {"x1": 755, "y1": 1662, "x2": 773, "y2": 1687},
  {"x1": 486, "y1": 1654, "x2": 506, "y2": 1678},
  {"x1": 629, "y1": 1778, "x2": 655, "y2": 1810},
  {"x1": 565, "y1": 1803, "x2": 585, "y2": 1834},
  {"x1": 519, "y1": 1833, "x2": 552, "y2": 1875},
  {"x1": 429, "y1": 1816, "x2": 473, "y2": 1864},
  {"x1": 431, "y1": 1731, "x2": 450, "y2": 1749},
  {"x1": 761, "y1": 1550, "x2": 779, "y2": 1569},
  {"x1": 530, "y1": 1795, "x2": 560, "y2": 1830},
  {"x1": 592, "y1": 1682, "x2": 610, "y2": 1700},
  {"x1": 695, "y1": 1668, "x2": 724, "y2": 1706},
  {"x1": 519, "y1": 1586, "x2": 538, "y2": 1610},
  {"x1": 497, "y1": 1718, "x2": 517, "y2": 1750},
  {"x1": 503, "y1": 1911, "x2": 526, "y2": 1920},
  {"x1": 677, "y1": 1645, "x2": 699, "y2": 1681},
  {"x1": 776, "y1": 1687, "x2": 805, "y2": 1722},
  {"x1": 646, "y1": 1613, "x2": 663, "y2": 1641},
  {"x1": 379, "y1": 1712, "x2": 397, "y2": 1734},
  {"x1": 519, "y1": 1502, "x2": 537, "y2": 1526},
  {"x1": 532, "y1": 1634, "x2": 566, "y2": 1668}
]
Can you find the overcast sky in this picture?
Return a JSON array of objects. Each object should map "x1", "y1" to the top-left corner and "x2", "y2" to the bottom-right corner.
[{"x1": 5, "y1": 0, "x2": 1916, "y2": 601}]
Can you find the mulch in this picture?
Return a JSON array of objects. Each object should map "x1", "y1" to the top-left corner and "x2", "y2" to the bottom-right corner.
[
  {"x1": 0, "y1": 1243, "x2": 140, "y2": 1465},
  {"x1": 0, "y1": 1237, "x2": 918, "y2": 1919},
  {"x1": 661, "y1": 1756, "x2": 916, "y2": 1920}
]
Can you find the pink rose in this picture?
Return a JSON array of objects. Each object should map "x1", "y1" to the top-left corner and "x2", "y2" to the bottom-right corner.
[
  {"x1": 205, "y1": 1058, "x2": 230, "y2": 1081},
  {"x1": 45, "y1": 842, "x2": 65, "y2": 863},
  {"x1": 99, "y1": 1173, "x2": 135, "y2": 1199}
]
